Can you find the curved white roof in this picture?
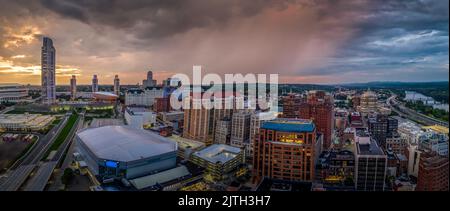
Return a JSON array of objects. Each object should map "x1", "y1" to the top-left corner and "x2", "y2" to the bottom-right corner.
[
  {"x1": 77, "y1": 126, "x2": 177, "y2": 162},
  {"x1": 93, "y1": 91, "x2": 118, "y2": 97}
]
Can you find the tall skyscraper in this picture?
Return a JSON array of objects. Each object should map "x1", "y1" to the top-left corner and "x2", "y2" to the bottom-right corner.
[
  {"x1": 183, "y1": 95, "x2": 214, "y2": 144},
  {"x1": 230, "y1": 110, "x2": 251, "y2": 149},
  {"x1": 92, "y1": 75, "x2": 98, "y2": 93},
  {"x1": 114, "y1": 75, "x2": 120, "y2": 96},
  {"x1": 214, "y1": 118, "x2": 231, "y2": 144},
  {"x1": 282, "y1": 93, "x2": 304, "y2": 118},
  {"x1": 253, "y1": 119, "x2": 322, "y2": 184},
  {"x1": 70, "y1": 75, "x2": 77, "y2": 100},
  {"x1": 299, "y1": 90, "x2": 334, "y2": 150},
  {"x1": 143, "y1": 70, "x2": 157, "y2": 88},
  {"x1": 41, "y1": 37, "x2": 56, "y2": 104}
]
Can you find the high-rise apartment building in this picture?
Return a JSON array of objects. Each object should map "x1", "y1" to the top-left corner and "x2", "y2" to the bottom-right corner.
[
  {"x1": 114, "y1": 75, "x2": 120, "y2": 96},
  {"x1": 230, "y1": 110, "x2": 251, "y2": 149},
  {"x1": 214, "y1": 118, "x2": 231, "y2": 144},
  {"x1": 253, "y1": 119, "x2": 322, "y2": 184},
  {"x1": 92, "y1": 75, "x2": 98, "y2": 93},
  {"x1": 41, "y1": 37, "x2": 56, "y2": 104},
  {"x1": 183, "y1": 96, "x2": 214, "y2": 144},
  {"x1": 282, "y1": 93, "x2": 303, "y2": 118},
  {"x1": 70, "y1": 75, "x2": 76, "y2": 100},
  {"x1": 416, "y1": 152, "x2": 449, "y2": 191},
  {"x1": 299, "y1": 90, "x2": 334, "y2": 150}
]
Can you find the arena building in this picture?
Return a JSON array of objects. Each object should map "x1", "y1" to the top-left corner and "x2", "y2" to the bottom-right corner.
[{"x1": 75, "y1": 126, "x2": 178, "y2": 181}]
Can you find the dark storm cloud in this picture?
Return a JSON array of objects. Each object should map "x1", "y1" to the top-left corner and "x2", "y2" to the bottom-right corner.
[
  {"x1": 0, "y1": 0, "x2": 448, "y2": 84},
  {"x1": 39, "y1": 0, "x2": 296, "y2": 39}
]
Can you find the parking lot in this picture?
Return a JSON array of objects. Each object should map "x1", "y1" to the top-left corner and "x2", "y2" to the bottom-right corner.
[{"x1": 0, "y1": 134, "x2": 36, "y2": 172}]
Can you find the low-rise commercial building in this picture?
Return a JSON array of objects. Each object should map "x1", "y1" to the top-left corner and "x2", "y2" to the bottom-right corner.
[
  {"x1": 0, "y1": 114, "x2": 55, "y2": 131},
  {"x1": 124, "y1": 107, "x2": 156, "y2": 129},
  {"x1": 191, "y1": 144, "x2": 244, "y2": 180},
  {"x1": 0, "y1": 83, "x2": 31, "y2": 103}
]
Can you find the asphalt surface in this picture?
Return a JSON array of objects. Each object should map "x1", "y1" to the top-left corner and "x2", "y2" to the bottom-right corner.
[
  {"x1": 23, "y1": 162, "x2": 57, "y2": 191},
  {"x1": 0, "y1": 165, "x2": 36, "y2": 191},
  {"x1": 387, "y1": 95, "x2": 448, "y2": 127},
  {"x1": 0, "y1": 114, "x2": 70, "y2": 191},
  {"x1": 23, "y1": 115, "x2": 84, "y2": 191}
]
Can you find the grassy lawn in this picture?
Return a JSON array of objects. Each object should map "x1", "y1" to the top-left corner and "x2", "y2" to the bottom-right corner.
[{"x1": 43, "y1": 114, "x2": 79, "y2": 160}]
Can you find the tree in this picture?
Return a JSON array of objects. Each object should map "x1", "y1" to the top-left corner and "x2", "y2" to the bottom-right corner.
[{"x1": 61, "y1": 168, "x2": 75, "y2": 185}]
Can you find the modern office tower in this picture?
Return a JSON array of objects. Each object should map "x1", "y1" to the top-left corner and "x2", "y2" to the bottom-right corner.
[
  {"x1": 416, "y1": 152, "x2": 449, "y2": 191},
  {"x1": 92, "y1": 75, "x2": 98, "y2": 93},
  {"x1": 253, "y1": 119, "x2": 322, "y2": 184},
  {"x1": 70, "y1": 75, "x2": 77, "y2": 100},
  {"x1": 41, "y1": 37, "x2": 56, "y2": 104},
  {"x1": 183, "y1": 96, "x2": 214, "y2": 144},
  {"x1": 282, "y1": 93, "x2": 303, "y2": 118},
  {"x1": 299, "y1": 90, "x2": 334, "y2": 150},
  {"x1": 114, "y1": 75, "x2": 120, "y2": 96},
  {"x1": 354, "y1": 134, "x2": 387, "y2": 191},
  {"x1": 368, "y1": 114, "x2": 398, "y2": 148},
  {"x1": 143, "y1": 70, "x2": 157, "y2": 88},
  {"x1": 214, "y1": 118, "x2": 231, "y2": 144},
  {"x1": 230, "y1": 110, "x2": 251, "y2": 149}
]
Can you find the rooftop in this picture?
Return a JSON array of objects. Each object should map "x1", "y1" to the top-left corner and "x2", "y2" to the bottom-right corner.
[
  {"x1": 192, "y1": 144, "x2": 241, "y2": 164},
  {"x1": 262, "y1": 118, "x2": 315, "y2": 133},
  {"x1": 77, "y1": 126, "x2": 177, "y2": 162},
  {"x1": 129, "y1": 166, "x2": 190, "y2": 190},
  {"x1": 0, "y1": 83, "x2": 23, "y2": 88},
  {"x1": 93, "y1": 91, "x2": 118, "y2": 98},
  {"x1": 356, "y1": 138, "x2": 385, "y2": 156}
]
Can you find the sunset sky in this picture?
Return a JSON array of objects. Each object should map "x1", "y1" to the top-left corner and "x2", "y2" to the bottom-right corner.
[{"x1": 0, "y1": 0, "x2": 448, "y2": 85}]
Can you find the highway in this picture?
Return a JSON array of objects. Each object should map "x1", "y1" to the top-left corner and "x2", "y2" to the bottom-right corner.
[
  {"x1": 23, "y1": 114, "x2": 84, "y2": 191},
  {"x1": 387, "y1": 95, "x2": 449, "y2": 127},
  {"x1": 23, "y1": 162, "x2": 57, "y2": 191},
  {"x1": 0, "y1": 114, "x2": 70, "y2": 191},
  {"x1": 0, "y1": 165, "x2": 36, "y2": 191}
]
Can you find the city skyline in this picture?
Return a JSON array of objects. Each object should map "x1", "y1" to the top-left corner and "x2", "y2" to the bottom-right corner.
[{"x1": 0, "y1": 0, "x2": 448, "y2": 85}]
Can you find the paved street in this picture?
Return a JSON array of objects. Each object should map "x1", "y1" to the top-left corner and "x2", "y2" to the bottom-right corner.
[
  {"x1": 0, "y1": 115, "x2": 69, "y2": 191},
  {"x1": 0, "y1": 165, "x2": 36, "y2": 191},
  {"x1": 23, "y1": 114, "x2": 84, "y2": 191},
  {"x1": 23, "y1": 162, "x2": 57, "y2": 191},
  {"x1": 387, "y1": 95, "x2": 448, "y2": 127}
]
